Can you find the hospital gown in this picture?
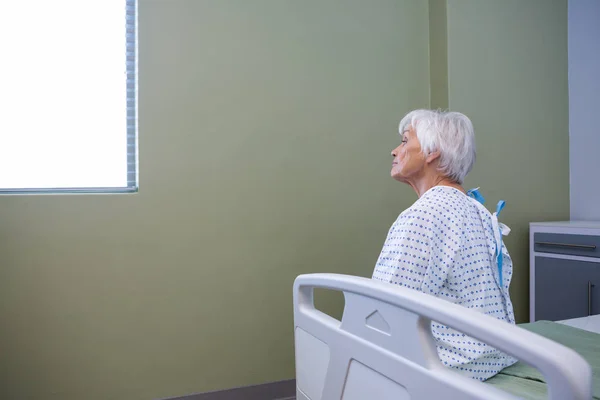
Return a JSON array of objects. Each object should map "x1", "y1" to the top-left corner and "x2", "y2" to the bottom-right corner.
[{"x1": 372, "y1": 186, "x2": 517, "y2": 381}]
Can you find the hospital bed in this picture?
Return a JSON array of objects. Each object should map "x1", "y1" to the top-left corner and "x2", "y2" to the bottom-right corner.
[{"x1": 293, "y1": 274, "x2": 595, "y2": 400}]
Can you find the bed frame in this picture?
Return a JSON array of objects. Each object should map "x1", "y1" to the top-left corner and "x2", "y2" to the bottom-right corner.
[{"x1": 293, "y1": 274, "x2": 592, "y2": 400}]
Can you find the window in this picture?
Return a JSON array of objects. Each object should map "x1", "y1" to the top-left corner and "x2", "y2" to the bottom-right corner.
[{"x1": 0, "y1": 0, "x2": 138, "y2": 193}]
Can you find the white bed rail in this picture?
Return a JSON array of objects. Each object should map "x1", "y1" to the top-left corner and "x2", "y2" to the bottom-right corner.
[{"x1": 293, "y1": 274, "x2": 592, "y2": 400}]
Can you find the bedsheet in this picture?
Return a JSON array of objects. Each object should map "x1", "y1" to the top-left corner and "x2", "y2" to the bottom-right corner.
[{"x1": 487, "y1": 321, "x2": 600, "y2": 399}]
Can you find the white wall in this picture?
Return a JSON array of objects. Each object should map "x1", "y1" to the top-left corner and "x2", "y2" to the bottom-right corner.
[{"x1": 569, "y1": 0, "x2": 600, "y2": 221}]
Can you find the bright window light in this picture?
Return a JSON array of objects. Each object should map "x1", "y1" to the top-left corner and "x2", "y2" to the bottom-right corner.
[{"x1": 0, "y1": 0, "x2": 137, "y2": 193}]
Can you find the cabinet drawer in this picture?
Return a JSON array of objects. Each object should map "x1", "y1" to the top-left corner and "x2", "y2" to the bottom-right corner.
[
  {"x1": 534, "y1": 257, "x2": 600, "y2": 321},
  {"x1": 534, "y1": 233, "x2": 600, "y2": 258}
]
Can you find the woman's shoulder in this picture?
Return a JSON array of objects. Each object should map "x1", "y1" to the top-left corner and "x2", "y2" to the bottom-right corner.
[
  {"x1": 406, "y1": 186, "x2": 482, "y2": 231},
  {"x1": 417, "y1": 186, "x2": 473, "y2": 214}
]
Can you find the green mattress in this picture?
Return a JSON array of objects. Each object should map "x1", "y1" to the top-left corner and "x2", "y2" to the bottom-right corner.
[{"x1": 486, "y1": 321, "x2": 600, "y2": 399}]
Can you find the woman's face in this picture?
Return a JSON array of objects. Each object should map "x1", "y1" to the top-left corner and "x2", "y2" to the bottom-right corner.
[{"x1": 390, "y1": 125, "x2": 427, "y2": 182}]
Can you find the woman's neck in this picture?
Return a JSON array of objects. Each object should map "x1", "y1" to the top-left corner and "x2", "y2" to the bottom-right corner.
[{"x1": 408, "y1": 176, "x2": 465, "y2": 198}]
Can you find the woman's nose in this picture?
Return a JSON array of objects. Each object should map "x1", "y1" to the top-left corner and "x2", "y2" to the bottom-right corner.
[{"x1": 391, "y1": 147, "x2": 399, "y2": 157}]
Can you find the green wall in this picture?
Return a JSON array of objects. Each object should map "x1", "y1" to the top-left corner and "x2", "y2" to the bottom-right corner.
[
  {"x1": 446, "y1": 0, "x2": 570, "y2": 322},
  {"x1": 0, "y1": 1, "x2": 429, "y2": 399}
]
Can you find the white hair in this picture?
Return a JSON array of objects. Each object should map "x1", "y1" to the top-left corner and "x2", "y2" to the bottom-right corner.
[{"x1": 398, "y1": 109, "x2": 476, "y2": 184}]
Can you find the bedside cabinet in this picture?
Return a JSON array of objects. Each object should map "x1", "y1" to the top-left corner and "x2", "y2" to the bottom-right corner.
[{"x1": 530, "y1": 222, "x2": 600, "y2": 322}]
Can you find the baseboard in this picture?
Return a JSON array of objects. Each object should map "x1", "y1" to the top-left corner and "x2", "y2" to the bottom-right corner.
[{"x1": 161, "y1": 379, "x2": 296, "y2": 400}]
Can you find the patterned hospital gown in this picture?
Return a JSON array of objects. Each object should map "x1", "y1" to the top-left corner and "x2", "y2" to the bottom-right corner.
[{"x1": 372, "y1": 186, "x2": 517, "y2": 380}]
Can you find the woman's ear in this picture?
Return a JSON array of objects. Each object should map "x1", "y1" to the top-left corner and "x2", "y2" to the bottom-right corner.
[{"x1": 425, "y1": 150, "x2": 441, "y2": 164}]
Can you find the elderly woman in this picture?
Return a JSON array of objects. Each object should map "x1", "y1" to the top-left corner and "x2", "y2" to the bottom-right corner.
[{"x1": 372, "y1": 109, "x2": 516, "y2": 381}]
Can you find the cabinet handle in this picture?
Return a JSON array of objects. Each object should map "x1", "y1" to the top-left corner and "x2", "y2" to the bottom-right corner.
[
  {"x1": 589, "y1": 281, "x2": 595, "y2": 316},
  {"x1": 535, "y1": 241, "x2": 597, "y2": 250}
]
